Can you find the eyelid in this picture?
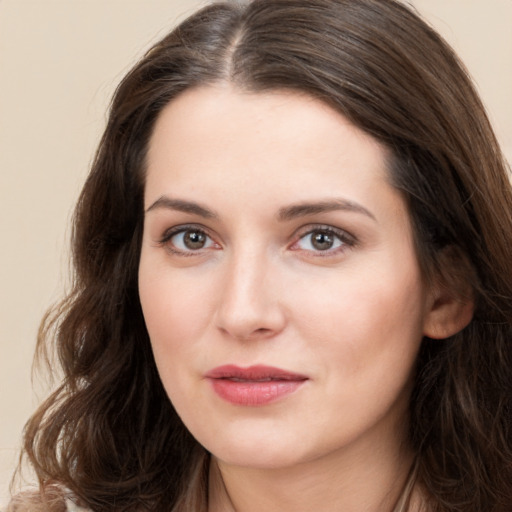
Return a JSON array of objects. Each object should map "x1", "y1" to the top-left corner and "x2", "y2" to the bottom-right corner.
[
  {"x1": 289, "y1": 224, "x2": 357, "y2": 254},
  {"x1": 155, "y1": 222, "x2": 356, "y2": 257},
  {"x1": 157, "y1": 223, "x2": 221, "y2": 255}
]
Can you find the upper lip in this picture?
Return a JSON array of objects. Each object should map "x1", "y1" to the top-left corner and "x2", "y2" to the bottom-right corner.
[{"x1": 205, "y1": 364, "x2": 308, "y2": 382}]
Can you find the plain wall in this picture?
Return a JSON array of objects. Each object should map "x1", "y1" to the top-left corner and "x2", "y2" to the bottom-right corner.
[{"x1": 1, "y1": 0, "x2": 511, "y2": 504}]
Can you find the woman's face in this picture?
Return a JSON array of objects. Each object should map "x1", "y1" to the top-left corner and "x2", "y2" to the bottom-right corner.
[{"x1": 139, "y1": 86, "x2": 435, "y2": 470}]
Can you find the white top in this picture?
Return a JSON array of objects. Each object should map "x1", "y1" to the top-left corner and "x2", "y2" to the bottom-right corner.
[{"x1": 65, "y1": 498, "x2": 91, "y2": 512}]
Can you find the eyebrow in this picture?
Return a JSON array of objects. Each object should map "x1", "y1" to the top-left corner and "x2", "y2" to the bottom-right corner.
[
  {"x1": 145, "y1": 196, "x2": 376, "y2": 222},
  {"x1": 278, "y1": 199, "x2": 376, "y2": 222},
  {"x1": 145, "y1": 196, "x2": 218, "y2": 218}
]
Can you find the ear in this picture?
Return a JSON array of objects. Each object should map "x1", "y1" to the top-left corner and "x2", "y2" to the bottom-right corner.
[{"x1": 422, "y1": 247, "x2": 475, "y2": 340}]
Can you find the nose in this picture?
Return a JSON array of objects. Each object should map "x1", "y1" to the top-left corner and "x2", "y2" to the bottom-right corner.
[{"x1": 215, "y1": 250, "x2": 287, "y2": 341}]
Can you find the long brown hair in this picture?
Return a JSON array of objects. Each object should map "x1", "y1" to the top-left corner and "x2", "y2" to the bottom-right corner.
[{"x1": 13, "y1": 1, "x2": 512, "y2": 510}]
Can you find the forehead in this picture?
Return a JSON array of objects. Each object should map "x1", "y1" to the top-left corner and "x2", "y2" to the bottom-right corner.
[{"x1": 145, "y1": 85, "x2": 393, "y2": 204}]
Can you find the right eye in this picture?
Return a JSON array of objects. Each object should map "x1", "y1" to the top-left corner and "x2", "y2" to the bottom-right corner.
[{"x1": 160, "y1": 227, "x2": 219, "y2": 255}]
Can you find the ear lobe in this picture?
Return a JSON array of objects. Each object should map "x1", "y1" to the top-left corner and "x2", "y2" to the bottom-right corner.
[{"x1": 422, "y1": 246, "x2": 475, "y2": 340}]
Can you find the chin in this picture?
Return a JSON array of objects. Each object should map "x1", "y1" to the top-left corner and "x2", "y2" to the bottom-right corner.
[
  {"x1": 198, "y1": 426, "x2": 325, "y2": 471},
  {"x1": 212, "y1": 445, "x2": 306, "y2": 470}
]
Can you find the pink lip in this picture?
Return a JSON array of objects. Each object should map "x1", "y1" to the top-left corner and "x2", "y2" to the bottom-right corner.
[{"x1": 205, "y1": 365, "x2": 308, "y2": 406}]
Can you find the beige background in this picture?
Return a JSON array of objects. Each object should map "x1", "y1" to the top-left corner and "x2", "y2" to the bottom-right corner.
[{"x1": 1, "y1": 0, "x2": 511, "y2": 503}]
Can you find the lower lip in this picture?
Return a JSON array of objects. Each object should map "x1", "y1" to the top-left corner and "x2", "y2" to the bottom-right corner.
[{"x1": 208, "y1": 378, "x2": 306, "y2": 406}]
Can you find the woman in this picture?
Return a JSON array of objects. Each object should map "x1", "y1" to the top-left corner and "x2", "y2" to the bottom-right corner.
[{"x1": 8, "y1": 0, "x2": 512, "y2": 511}]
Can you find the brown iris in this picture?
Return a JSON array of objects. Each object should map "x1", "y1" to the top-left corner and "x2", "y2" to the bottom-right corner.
[
  {"x1": 311, "y1": 231, "x2": 335, "y2": 250},
  {"x1": 183, "y1": 230, "x2": 207, "y2": 250}
]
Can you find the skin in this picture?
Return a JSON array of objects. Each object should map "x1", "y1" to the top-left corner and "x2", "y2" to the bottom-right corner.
[{"x1": 138, "y1": 85, "x2": 450, "y2": 512}]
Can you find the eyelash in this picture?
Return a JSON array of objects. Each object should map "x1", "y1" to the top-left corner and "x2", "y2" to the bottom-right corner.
[
  {"x1": 290, "y1": 225, "x2": 356, "y2": 257},
  {"x1": 158, "y1": 224, "x2": 218, "y2": 257},
  {"x1": 157, "y1": 224, "x2": 356, "y2": 257}
]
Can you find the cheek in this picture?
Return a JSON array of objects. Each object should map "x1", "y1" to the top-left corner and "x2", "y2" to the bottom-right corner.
[
  {"x1": 139, "y1": 257, "x2": 214, "y2": 335},
  {"x1": 138, "y1": 261, "x2": 220, "y2": 390},
  {"x1": 138, "y1": 272, "x2": 201, "y2": 413},
  {"x1": 291, "y1": 261, "x2": 427, "y2": 372},
  {"x1": 292, "y1": 268, "x2": 425, "y2": 431}
]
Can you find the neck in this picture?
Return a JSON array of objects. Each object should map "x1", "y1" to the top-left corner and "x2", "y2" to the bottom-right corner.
[{"x1": 208, "y1": 437, "x2": 418, "y2": 512}]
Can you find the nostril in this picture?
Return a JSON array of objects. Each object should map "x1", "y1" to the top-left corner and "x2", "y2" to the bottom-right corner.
[
  {"x1": 218, "y1": 325, "x2": 278, "y2": 342},
  {"x1": 247, "y1": 327, "x2": 277, "y2": 340}
]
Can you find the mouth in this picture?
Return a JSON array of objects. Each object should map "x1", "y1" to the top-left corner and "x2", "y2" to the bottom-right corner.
[{"x1": 205, "y1": 365, "x2": 308, "y2": 406}]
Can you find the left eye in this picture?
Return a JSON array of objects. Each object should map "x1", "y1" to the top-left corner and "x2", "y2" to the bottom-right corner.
[
  {"x1": 169, "y1": 229, "x2": 216, "y2": 252},
  {"x1": 295, "y1": 229, "x2": 347, "y2": 252}
]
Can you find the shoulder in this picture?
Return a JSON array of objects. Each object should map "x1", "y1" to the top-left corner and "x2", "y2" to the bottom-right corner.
[{"x1": 3, "y1": 488, "x2": 92, "y2": 512}]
